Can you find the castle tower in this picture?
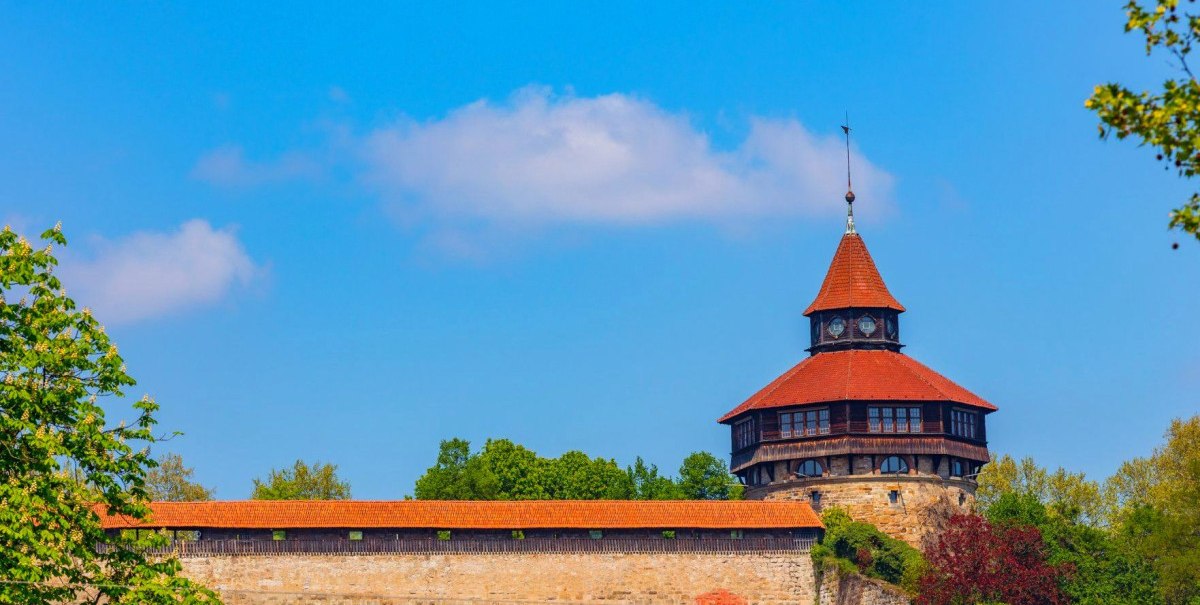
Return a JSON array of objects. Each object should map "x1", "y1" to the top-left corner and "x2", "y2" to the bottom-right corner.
[{"x1": 718, "y1": 173, "x2": 997, "y2": 547}]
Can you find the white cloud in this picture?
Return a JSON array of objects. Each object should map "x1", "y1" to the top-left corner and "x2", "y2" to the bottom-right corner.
[
  {"x1": 191, "y1": 145, "x2": 323, "y2": 188},
  {"x1": 360, "y1": 87, "x2": 893, "y2": 226},
  {"x1": 59, "y1": 220, "x2": 265, "y2": 324}
]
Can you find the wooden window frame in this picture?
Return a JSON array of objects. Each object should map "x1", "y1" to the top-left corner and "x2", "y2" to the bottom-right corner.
[{"x1": 868, "y1": 406, "x2": 923, "y2": 434}]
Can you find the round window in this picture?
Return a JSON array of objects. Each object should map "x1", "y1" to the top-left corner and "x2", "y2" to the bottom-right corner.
[
  {"x1": 828, "y1": 317, "x2": 846, "y2": 338},
  {"x1": 857, "y1": 316, "x2": 877, "y2": 336}
]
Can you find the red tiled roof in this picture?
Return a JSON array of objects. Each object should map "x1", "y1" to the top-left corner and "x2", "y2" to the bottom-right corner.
[
  {"x1": 718, "y1": 349, "x2": 996, "y2": 423},
  {"x1": 98, "y1": 500, "x2": 822, "y2": 530},
  {"x1": 803, "y1": 233, "x2": 904, "y2": 315}
]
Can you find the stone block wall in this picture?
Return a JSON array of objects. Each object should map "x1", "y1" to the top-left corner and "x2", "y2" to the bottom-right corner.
[
  {"x1": 181, "y1": 553, "x2": 818, "y2": 604},
  {"x1": 817, "y1": 566, "x2": 911, "y2": 605}
]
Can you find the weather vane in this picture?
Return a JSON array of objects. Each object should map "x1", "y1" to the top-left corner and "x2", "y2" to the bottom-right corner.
[{"x1": 842, "y1": 113, "x2": 856, "y2": 234}]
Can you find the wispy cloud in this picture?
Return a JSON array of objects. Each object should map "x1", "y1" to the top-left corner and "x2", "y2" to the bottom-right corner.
[
  {"x1": 360, "y1": 87, "x2": 893, "y2": 226},
  {"x1": 191, "y1": 145, "x2": 323, "y2": 188},
  {"x1": 191, "y1": 87, "x2": 895, "y2": 256},
  {"x1": 59, "y1": 220, "x2": 265, "y2": 324}
]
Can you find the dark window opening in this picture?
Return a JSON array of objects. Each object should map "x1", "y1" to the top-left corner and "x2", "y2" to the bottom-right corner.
[
  {"x1": 880, "y1": 456, "x2": 909, "y2": 474},
  {"x1": 795, "y1": 459, "x2": 824, "y2": 478},
  {"x1": 951, "y1": 409, "x2": 978, "y2": 439},
  {"x1": 733, "y1": 417, "x2": 758, "y2": 449}
]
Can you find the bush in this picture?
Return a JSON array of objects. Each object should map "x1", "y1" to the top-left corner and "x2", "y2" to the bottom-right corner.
[{"x1": 812, "y1": 507, "x2": 925, "y2": 592}]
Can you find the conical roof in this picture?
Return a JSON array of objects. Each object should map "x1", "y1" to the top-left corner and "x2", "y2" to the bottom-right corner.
[
  {"x1": 803, "y1": 233, "x2": 904, "y2": 315},
  {"x1": 717, "y1": 349, "x2": 996, "y2": 423}
]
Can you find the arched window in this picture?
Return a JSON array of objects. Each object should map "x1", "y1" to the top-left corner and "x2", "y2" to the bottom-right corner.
[
  {"x1": 795, "y1": 459, "x2": 823, "y2": 478},
  {"x1": 880, "y1": 456, "x2": 909, "y2": 474}
]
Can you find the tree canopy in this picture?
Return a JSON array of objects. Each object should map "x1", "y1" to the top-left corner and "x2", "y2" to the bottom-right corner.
[
  {"x1": 413, "y1": 438, "x2": 740, "y2": 501},
  {"x1": 251, "y1": 459, "x2": 351, "y2": 500},
  {"x1": 963, "y1": 418, "x2": 1200, "y2": 605},
  {"x1": 1088, "y1": 0, "x2": 1200, "y2": 243},
  {"x1": 0, "y1": 225, "x2": 218, "y2": 603},
  {"x1": 146, "y1": 453, "x2": 214, "y2": 502}
]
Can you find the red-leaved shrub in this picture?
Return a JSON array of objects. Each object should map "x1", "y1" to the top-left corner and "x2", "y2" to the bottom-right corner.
[{"x1": 917, "y1": 514, "x2": 1072, "y2": 605}]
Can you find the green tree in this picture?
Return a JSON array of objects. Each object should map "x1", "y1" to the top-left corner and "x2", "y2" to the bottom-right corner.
[
  {"x1": 1105, "y1": 417, "x2": 1200, "y2": 603},
  {"x1": 976, "y1": 453, "x2": 1108, "y2": 525},
  {"x1": 1087, "y1": 0, "x2": 1200, "y2": 243},
  {"x1": 413, "y1": 438, "x2": 498, "y2": 500},
  {"x1": 677, "y1": 451, "x2": 737, "y2": 500},
  {"x1": 544, "y1": 451, "x2": 633, "y2": 499},
  {"x1": 146, "y1": 453, "x2": 214, "y2": 502},
  {"x1": 251, "y1": 459, "x2": 351, "y2": 500},
  {"x1": 986, "y1": 492, "x2": 1160, "y2": 605},
  {"x1": 626, "y1": 456, "x2": 683, "y2": 500},
  {"x1": 476, "y1": 438, "x2": 548, "y2": 499},
  {"x1": 0, "y1": 225, "x2": 218, "y2": 604}
]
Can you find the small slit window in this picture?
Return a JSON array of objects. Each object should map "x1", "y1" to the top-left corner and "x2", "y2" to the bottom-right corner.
[
  {"x1": 589, "y1": 530, "x2": 603, "y2": 540},
  {"x1": 349, "y1": 531, "x2": 363, "y2": 541},
  {"x1": 272, "y1": 530, "x2": 286, "y2": 541}
]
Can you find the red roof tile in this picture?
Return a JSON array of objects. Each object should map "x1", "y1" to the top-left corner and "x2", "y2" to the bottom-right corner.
[
  {"x1": 804, "y1": 233, "x2": 904, "y2": 315},
  {"x1": 718, "y1": 349, "x2": 996, "y2": 423},
  {"x1": 98, "y1": 500, "x2": 822, "y2": 530}
]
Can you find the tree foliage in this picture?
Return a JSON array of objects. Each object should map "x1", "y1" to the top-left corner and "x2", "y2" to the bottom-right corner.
[
  {"x1": 1088, "y1": 0, "x2": 1200, "y2": 242},
  {"x1": 146, "y1": 453, "x2": 213, "y2": 502},
  {"x1": 251, "y1": 459, "x2": 350, "y2": 500},
  {"x1": 412, "y1": 438, "x2": 739, "y2": 501},
  {"x1": 1105, "y1": 417, "x2": 1200, "y2": 603},
  {"x1": 0, "y1": 225, "x2": 218, "y2": 604},
  {"x1": 627, "y1": 456, "x2": 684, "y2": 500},
  {"x1": 986, "y1": 492, "x2": 1159, "y2": 605},
  {"x1": 975, "y1": 453, "x2": 1108, "y2": 525},
  {"x1": 677, "y1": 451, "x2": 740, "y2": 500},
  {"x1": 413, "y1": 438, "x2": 500, "y2": 500},
  {"x1": 918, "y1": 513, "x2": 1071, "y2": 605}
]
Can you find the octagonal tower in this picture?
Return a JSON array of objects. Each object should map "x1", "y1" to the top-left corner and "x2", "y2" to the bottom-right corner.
[{"x1": 718, "y1": 195, "x2": 997, "y2": 547}]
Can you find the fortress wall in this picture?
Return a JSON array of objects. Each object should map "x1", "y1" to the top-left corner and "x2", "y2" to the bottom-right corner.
[{"x1": 181, "y1": 552, "x2": 818, "y2": 605}]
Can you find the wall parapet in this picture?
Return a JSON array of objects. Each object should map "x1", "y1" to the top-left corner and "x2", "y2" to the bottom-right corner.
[{"x1": 125, "y1": 536, "x2": 816, "y2": 558}]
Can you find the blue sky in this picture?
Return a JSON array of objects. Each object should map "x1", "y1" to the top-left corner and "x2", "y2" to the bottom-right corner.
[{"x1": 2, "y1": 2, "x2": 1197, "y2": 498}]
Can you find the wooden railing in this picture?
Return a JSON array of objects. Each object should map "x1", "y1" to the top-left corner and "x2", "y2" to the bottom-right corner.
[{"x1": 113, "y1": 537, "x2": 816, "y2": 558}]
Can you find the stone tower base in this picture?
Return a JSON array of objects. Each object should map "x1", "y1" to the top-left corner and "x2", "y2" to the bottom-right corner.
[{"x1": 748, "y1": 475, "x2": 975, "y2": 549}]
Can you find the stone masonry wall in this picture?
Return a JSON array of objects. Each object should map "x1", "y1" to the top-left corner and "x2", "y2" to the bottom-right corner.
[
  {"x1": 755, "y1": 476, "x2": 973, "y2": 549},
  {"x1": 181, "y1": 553, "x2": 818, "y2": 604},
  {"x1": 817, "y1": 566, "x2": 911, "y2": 605}
]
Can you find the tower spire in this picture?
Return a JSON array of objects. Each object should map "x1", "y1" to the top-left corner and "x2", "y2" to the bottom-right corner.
[{"x1": 841, "y1": 114, "x2": 856, "y2": 234}]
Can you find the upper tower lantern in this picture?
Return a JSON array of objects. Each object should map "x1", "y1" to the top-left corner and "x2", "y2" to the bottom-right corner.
[{"x1": 804, "y1": 233, "x2": 905, "y2": 353}]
